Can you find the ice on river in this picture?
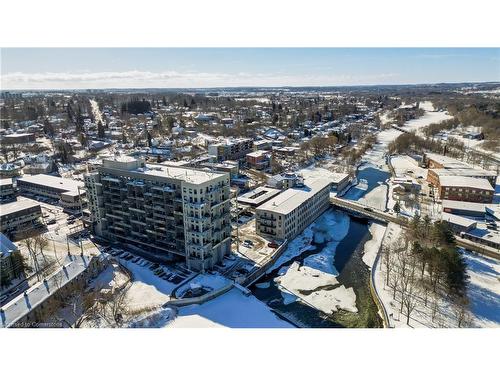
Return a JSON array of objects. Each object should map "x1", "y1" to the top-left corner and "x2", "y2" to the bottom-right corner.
[{"x1": 275, "y1": 262, "x2": 358, "y2": 314}]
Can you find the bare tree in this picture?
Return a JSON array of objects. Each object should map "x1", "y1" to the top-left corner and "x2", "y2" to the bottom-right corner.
[
  {"x1": 382, "y1": 244, "x2": 392, "y2": 287},
  {"x1": 451, "y1": 296, "x2": 472, "y2": 328},
  {"x1": 401, "y1": 260, "x2": 419, "y2": 326}
]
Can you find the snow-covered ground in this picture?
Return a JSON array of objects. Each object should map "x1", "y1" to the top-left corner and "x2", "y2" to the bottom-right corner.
[
  {"x1": 362, "y1": 223, "x2": 387, "y2": 269},
  {"x1": 114, "y1": 258, "x2": 294, "y2": 328},
  {"x1": 373, "y1": 222, "x2": 500, "y2": 328},
  {"x1": 462, "y1": 251, "x2": 500, "y2": 327},
  {"x1": 131, "y1": 288, "x2": 294, "y2": 328},
  {"x1": 118, "y1": 259, "x2": 177, "y2": 310},
  {"x1": 395, "y1": 101, "x2": 453, "y2": 136}
]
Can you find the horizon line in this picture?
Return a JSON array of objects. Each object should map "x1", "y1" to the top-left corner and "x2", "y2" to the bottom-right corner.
[{"x1": 2, "y1": 80, "x2": 500, "y2": 92}]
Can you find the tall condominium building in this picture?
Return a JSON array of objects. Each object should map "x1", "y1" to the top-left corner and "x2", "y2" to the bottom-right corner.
[
  {"x1": 255, "y1": 178, "x2": 331, "y2": 241},
  {"x1": 84, "y1": 156, "x2": 231, "y2": 272}
]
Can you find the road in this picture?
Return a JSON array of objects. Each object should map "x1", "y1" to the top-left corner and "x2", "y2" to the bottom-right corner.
[{"x1": 90, "y1": 99, "x2": 104, "y2": 125}]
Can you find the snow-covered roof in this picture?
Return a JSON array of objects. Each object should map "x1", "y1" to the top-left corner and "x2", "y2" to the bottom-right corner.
[
  {"x1": 1, "y1": 255, "x2": 95, "y2": 328},
  {"x1": 18, "y1": 174, "x2": 84, "y2": 193},
  {"x1": 439, "y1": 176, "x2": 494, "y2": 191},
  {"x1": 257, "y1": 178, "x2": 331, "y2": 215},
  {"x1": 0, "y1": 199, "x2": 41, "y2": 217}
]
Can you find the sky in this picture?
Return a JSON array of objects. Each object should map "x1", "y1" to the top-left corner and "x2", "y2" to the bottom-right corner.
[{"x1": 1, "y1": 48, "x2": 499, "y2": 90}]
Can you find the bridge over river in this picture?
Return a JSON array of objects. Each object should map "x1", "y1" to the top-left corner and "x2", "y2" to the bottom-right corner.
[{"x1": 330, "y1": 196, "x2": 500, "y2": 260}]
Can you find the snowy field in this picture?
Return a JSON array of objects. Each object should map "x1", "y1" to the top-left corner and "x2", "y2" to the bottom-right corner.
[
  {"x1": 398, "y1": 101, "x2": 453, "y2": 137},
  {"x1": 131, "y1": 288, "x2": 294, "y2": 328}
]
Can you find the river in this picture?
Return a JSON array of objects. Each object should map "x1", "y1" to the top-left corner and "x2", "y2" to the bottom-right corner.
[{"x1": 251, "y1": 164, "x2": 390, "y2": 328}]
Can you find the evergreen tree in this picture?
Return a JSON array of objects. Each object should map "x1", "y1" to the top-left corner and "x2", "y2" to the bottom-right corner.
[
  {"x1": 97, "y1": 120, "x2": 105, "y2": 139},
  {"x1": 393, "y1": 201, "x2": 401, "y2": 215}
]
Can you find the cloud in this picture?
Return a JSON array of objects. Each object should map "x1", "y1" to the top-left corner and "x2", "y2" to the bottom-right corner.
[{"x1": 1, "y1": 70, "x2": 401, "y2": 89}]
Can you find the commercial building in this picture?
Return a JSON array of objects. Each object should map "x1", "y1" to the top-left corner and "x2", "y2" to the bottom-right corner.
[
  {"x1": 423, "y1": 152, "x2": 471, "y2": 169},
  {"x1": 17, "y1": 174, "x2": 86, "y2": 215},
  {"x1": 461, "y1": 228, "x2": 500, "y2": 250},
  {"x1": 442, "y1": 200, "x2": 496, "y2": 218},
  {"x1": 274, "y1": 146, "x2": 300, "y2": 157},
  {"x1": 246, "y1": 150, "x2": 271, "y2": 170},
  {"x1": 23, "y1": 162, "x2": 53, "y2": 175},
  {"x1": 84, "y1": 156, "x2": 231, "y2": 272},
  {"x1": 255, "y1": 178, "x2": 331, "y2": 241},
  {"x1": 437, "y1": 176, "x2": 494, "y2": 203},
  {"x1": 0, "y1": 233, "x2": 23, "y2": 287},
  {"x1": 208, "y1": 138, "x2": 253, "y2": 161},
  {"x1": 0, "y1": 199, "x2": 43, "y2": 239},
  {"x1": 441, "y1": 212, "x2": 477, "y2": 234},
  {"x1": 427, "y1": 168, "x2": 497, "y2": 188}
]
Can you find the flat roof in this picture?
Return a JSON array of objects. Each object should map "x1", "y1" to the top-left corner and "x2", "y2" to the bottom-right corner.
[
  {"x1": 237, "y1": 186, "x2": 281, "y2": 206},
  {"x1": 246, "y1": 150, "x2": 270, "y2": 158},
  {"x1": 142, "y1": 163, "x2": 227, "y2": 185},
  {"x1": 0, "y1": 178, "x2": 13, "y2": 186},
  {"x1": 18, "y1": 174, "x2": 84, "y2": 193},
  {"x1": 0, "y1": 199, "x2": 41, "y2": 217},
  {"x1": 101, "y1": 157, "x2": 227, "y2": 185},
  {"x1": 257, "y1": 178, "x2": 331, "y2": 215},
  {"x1": 425, "y1": 152, "x2": 471, "y2": 168},
  {"x1": 299, "y1": 167, "x2": 349, "y2": 184},
  {"x1": 3, "y1": 133, "x2": 34, "y2": 138},
  {"x1": 466, "y1": 227, "x2": 500, "y2": 246},
  {"x1": 439, "y1": 176, "x2": 494, "y2": 191},
  {"x1": 442, "y1": 199, "x2": 496, "y2": 213},
  {"x1": 441, "y1": 212, "x2": 477, "y2": 228},
  {"x1": 431, "y1": 168, "x2": 497, "y2": 178}
]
